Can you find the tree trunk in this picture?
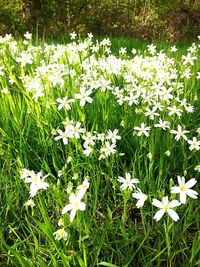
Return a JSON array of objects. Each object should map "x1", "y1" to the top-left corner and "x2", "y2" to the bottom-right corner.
[
  {"x1": 32, "y1": 0, "x2": 42, "y2": 11},
  {"x1": 22, "y1": 0, "x2": 31, "y2": 31}
]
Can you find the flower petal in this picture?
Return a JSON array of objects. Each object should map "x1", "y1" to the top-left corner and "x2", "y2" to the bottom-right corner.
[
  {"x1": 168, "y1": 200, "x2": 181, "y2": 208},
  {"x1": 154, "y1": 209, "x2": 165, "y2": 221},
  {"x1": 132, "y1": 192, "x2": 140, "y2": 199},
  {"x1": 177, "y1": 176, "x2": 184, "y2": 186},
  {"x1": 125, "y1": 173, "x2": 131, "y2": 180},
  {"x1": 152, "y1": 199, "x2": 163, "y2": 208},
  {"x1": 62, "y1": 204, "x2": 72, "y2": 214},
  {"x1": 78, "y1": 202, "x2": 86, "y2": 211},
  {"x1": 168, "y1": 209, "x2": 179, "y2": 221},
  {"x1": 171, "y1": 186, "x2": 180, "y2": 194},
  {"x1": 186, "y1": 189, "x2": 198, "y2": 199},
  {"x1": 70, "y1": 208, "x2": 76, "y2": 222},
  {"x1": 180, "y1": 192, "x2": 187, "y2": 204},
  {"x1": 136, "y1": 199, "x2": 145, "y2": 208},
  {"x1": 185, "y1": 178, "x2": 197, "y2": 188},
  {"x1": 69, "y1": 193, "x2": 76, "y2": 203},
  {"x1": 117, "y1": 176, "x2": 125, "y2": 182},
  {"x1": 29, "y1": 186, "x2": 38, "y2": 197}
]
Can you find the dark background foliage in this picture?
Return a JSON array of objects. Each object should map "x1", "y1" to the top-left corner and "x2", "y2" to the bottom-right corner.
[{"x1": 1, "y1": 0, "x2": 200, "y2": 41}]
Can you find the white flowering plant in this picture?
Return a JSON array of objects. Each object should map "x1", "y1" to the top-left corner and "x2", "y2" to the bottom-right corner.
[{"x1": 0, "y1": 33, "x2": 199, "y2": 266}]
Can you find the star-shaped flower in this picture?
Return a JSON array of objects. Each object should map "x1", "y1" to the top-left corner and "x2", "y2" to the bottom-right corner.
[
  {"x1": 171, "y1": 176, "x2": 198, "y2": 204},
  {"x1": 152, "y1": 196, "x2": 181, "y2": 221}
]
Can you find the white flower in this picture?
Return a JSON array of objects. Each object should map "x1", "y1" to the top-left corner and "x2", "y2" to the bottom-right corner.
[
  {"x1": 28, "y1": 172, "x2": 49, "y2": 197},
  {"x1": 68, "y1": 122, "x2": 86, "y2": 139},
  {"x1": 100, "y1": 38, "x2": 111, "y2": 46},
  {"x1": 97, "y1": 133, "x2": 105, "y2": 142},
  {"x1": 185, "y1": 104, "x2": 194, "y2": 113},
  {"x1": 56, "y1": 97, "x2": 74, "y2": 111},
  {"x1": 154, "y1": 118, "x2": 170, "y2": 130},
  {"x1": 83, "y1": 146, "x2": 93, "y2": 157},
  {"x1": 24, "y1": 31, "x2": 32, "y2": 40},
  {"x1": 106, "y1": 129, "x2": 121, "y2": 143},
  {"x1": 170, "y1": 45, "x2": 177, "y2": 52},
  {"x1": 117, "y1": 172, "x2": 139, "y2": 191},
  {"x1": 91, "y1": 45, "x2": 99, "y2": 53},
  {"x1": 21, "y1": 170, "x2": 49, "y2": 197},
  {"x1": 170, "y1": 125, "x2": 189, "y2": 141},
  {"x1": 125, "y1": 92, "x2": 139, "y2": 106},
  {"x1": 182, "y1": 53, "x2": 197, "y2": 65},
  {"x1": 152, "y1": 196, "x2": 181, "y2": 221},
  {"x1": 75, "y1": 87, "x2": 93, "y2": 106},
  {"x1": 53, "y1": 228, "x2": 68, "y2": 241},
  {"x1": 187, "y1": 137, "x2": 200, "y2": 150},
  {"x1": 119, "y1": 47, "x2": 127, "y2": 55},
  {"x1": 62, "y1": 193, "x2": 86, "y2": 222},
  {"x1": 54, "y1": 129, "x2": 69, "y2": 145},
  {"x1": 100, "y1": 142, "x2": 116, "y2": 157},
  {"x1": 16, "y1": 52, "x2": 33, "y2": 66},
  {"x1": 181, "y1": 68, "x2": 191, "y2": 79},
  {"x1": 131, "y1": 48, "x2": 137, "y2": 54},
  {"x1": 48, "y1": 74, "x2": 64, "y2": 87},
  {"x1": 132, "y1": 189, "x2": 147, "y2": 208},
  {"x1": 171, "y1": 176, "x2": 198, "y2": 204},
  {"x1": 87, "y1": 32, "x2": 93, "y2": 39},
  {"x1": 134, "y1": 123, "x2": 151, "y2": 137},
  {"x1": 144, "y1": 107, "x2": 159, "y2": 120},
  {"x1": 82, "y1": 132, "x2": 96, "y2": 147},
  {"x1": 70, "y1": 31, "x2": 77, "y2": 40},
  {"x1": 188, "y1": 44, "x2": 197, "y2": 53},
  {"x1": 168, "y1": 106, "x2": 183, "y2": 117},
  {"x1": 160, "y1": 87, "x2": 173, "y2": 101},
  {"x1": 147, "y1": 44, "x2": 156, "y2": 55}
]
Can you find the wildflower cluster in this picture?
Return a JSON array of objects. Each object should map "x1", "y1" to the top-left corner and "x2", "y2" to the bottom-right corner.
[
  {"x1": 152, "y1": 175, "x2": 198, "y2": 221},
  {"x1": 1, "y1": 33, "x2": 199, "y2": 153},
  {"x1": 118, "y1": 172, "x2": 198, "y2": 221},
  {"x1": 1, "y1": 32, "x2": 198, "y2": 246},
  {"x1": 20, "y1": 169, "x2": 49, "y2": 198},
  {"x1": 54, "y1": 117, "x2": 121, "y2": 159}
]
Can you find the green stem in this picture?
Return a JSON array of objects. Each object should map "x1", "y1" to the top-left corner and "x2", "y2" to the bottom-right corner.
[{"x1": 164, "y1": 216, "x2": 171, "y2": 267}]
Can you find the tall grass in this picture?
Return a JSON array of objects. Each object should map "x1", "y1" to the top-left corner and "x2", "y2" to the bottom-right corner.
[{"x1": 0, "y1": 33, "x2": 199, "y2": 267}]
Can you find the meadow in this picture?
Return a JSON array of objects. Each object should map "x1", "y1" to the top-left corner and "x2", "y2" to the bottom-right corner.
[{"x1": 0, "y1": 32, "x2": 199, "y2": 267}]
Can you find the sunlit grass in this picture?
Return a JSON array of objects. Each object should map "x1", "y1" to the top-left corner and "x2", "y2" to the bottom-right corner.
[{"x1": 0, "y1": 33, "x2": 199, "y2": 267}]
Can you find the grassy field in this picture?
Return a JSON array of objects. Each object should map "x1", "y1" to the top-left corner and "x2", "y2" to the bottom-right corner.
[{"x1": 0, "y1": 33, "x2": 199, "y2": 267}]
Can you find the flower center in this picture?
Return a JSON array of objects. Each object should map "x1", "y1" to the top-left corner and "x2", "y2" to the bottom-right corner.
[
  {"x1": 82, "y1": 184, "x2": 88, "y2": 190},
  {"x1": 164, "y1": 203, "x2": 169, "y2": 212},
  {"x1": 82, "y1": 93, "x2": 86, "y2": 99},
  {"x1": 180, "y1": 185, "x2": 187, "y2": 192},
  {"x1": 126, "y1": 180, "x2": 131, "y2": 186},
  {"x1": 74, "y1": 201, "x2": 79, "y2": 208}
]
